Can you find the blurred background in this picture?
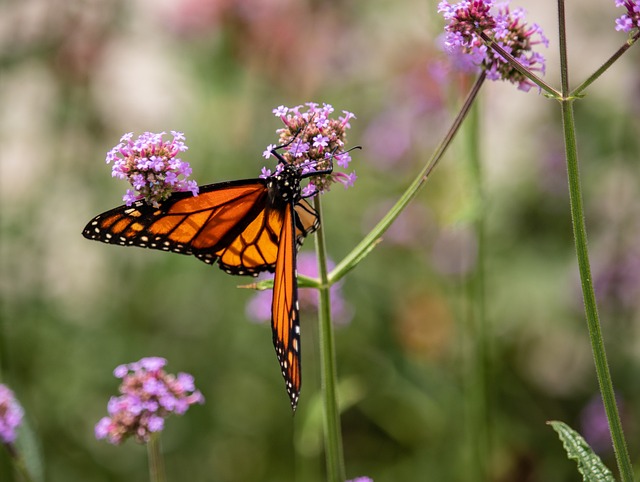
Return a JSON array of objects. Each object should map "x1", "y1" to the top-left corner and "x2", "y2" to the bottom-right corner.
[{"x1": 1, "y1": 0, "x2": 639, "y2": 480}]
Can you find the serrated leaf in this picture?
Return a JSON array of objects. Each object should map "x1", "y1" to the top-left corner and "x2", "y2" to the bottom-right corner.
[{"x1": 548, "y1": 420, "x2": 616, "y2": 482}]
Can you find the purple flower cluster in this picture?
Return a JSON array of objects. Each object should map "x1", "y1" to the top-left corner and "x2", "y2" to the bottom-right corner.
[
  {"x1": 95, "y1": 357, "x2": 204, "y2": 445},
  {"x1": 246, "y1": 253, "x2": 352, "y2": 325},
  {"x1": 0, "y1": 384, "x2": 24, "y2": 444},
  {"x1": 580, "y1": 394, "x2": 625, "y2": 454},
  {"x1": 438, "y1": 0, "x2": 548, "y2": 91},
  {"x1": 347, "y1": 478, "x2": 373, "y2": 482},
  {"x1": 263, "y1": 102, "x2": 357, "y2": 196},
  {"x1": 106, "y1": 131, "x2": 199, "y2": 207},
  {"x1": 615, "y1": 0, "x2": 640, "y2": 32}
]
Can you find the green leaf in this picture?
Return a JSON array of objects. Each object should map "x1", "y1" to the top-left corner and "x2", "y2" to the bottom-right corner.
[{"x1": 548, "y1": 420, "x2": 616, "y2": 482}]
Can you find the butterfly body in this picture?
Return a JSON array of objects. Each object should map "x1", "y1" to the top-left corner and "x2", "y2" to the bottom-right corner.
[{"x1": 83, "y1": 161, "x2": 320, "y2": 410}]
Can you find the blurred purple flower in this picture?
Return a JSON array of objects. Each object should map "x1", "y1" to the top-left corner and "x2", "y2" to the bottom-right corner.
[
  {"x1": 246, "y1": 253, "x2": 352, "y2": 325},
  {"x1": 431, "y1": 224, "x2": 478, "y2": 276},
  {"x1": 363, "y1": 200, "x2": 435, "y2": 248},
  {"x1": 95, "y1": 357, "x2": 204, "y2": 445},
  {"x1": 580, "y1": 394, "x2": 626, "y2": 454},
  {"x1": 106, "y1": 131, "x2": 198, "y2": 207},
  {"x1": 592, "y1": 250, "x2": 640, "y2": 312},
  {"x1": 363, "y1": 109, "x2": 415, "y2": 168},
  {"x1": 0, "y1": 384, "x2": 24, "y2": 444},
  {"x1": 438, "y1": 0, "x2": 548, "y2": 91},
  {"x1": 347, "y1": 478, "x2": 374, "y2": 482},
  {"x1": 265, "y1": 102, "x2": 357, "y2": 193},
  {"x1": 615, "y1": 1, "x2": 640, "y2": 32}
]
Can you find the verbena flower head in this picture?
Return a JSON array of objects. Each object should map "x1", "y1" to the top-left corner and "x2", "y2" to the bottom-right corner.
[
  {"x1": 264, "y1": 102, "x2": 357, "y2": 194},
  {"x1": 95, "y1": 357, "x2": 204, "y2": 445},
  {"x1": 246, "y1": 253, "x2": 352, "y2": 325},
  {"x1": 0, "y1": 384, "x2": 24, "y2": 444},
  {"x1": 615, "y1": 1, "x2": 640, "y2": 33},
  {"x1": 439, "y1": 0, "x2": 548, "y2": 91},
  {"x1": 106, "y1": 131, "x2": 199, "y2": 207}
]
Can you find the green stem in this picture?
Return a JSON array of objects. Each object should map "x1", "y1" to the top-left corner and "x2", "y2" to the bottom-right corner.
[
  {"x1": 464, "y1": 99, "x2": 490, "y2": 482},
  {"x1": 313, "y1": 196, "x2": 346, "y2": 482},
  {"x1": 6, "y1": 443, "x2": 34, "y2": 482},
  {"x1": 329, "y1": 73, "x2": 487, "y2": 284},
  {"x1": 561, "y1": 97, "x2": 634, "y2": 482},
  {"x1": 557, "y1": 2, "x2": 634, "y2": 479},
  {"x1": 147, "y1": 434, "x2": 167, "y2": 482},
  {"x1": 478, "y1": 32, "x2": 561, "y2": 98},
  {"x1": 571, "y1": 30, "x2": 640, "y2": 98}
]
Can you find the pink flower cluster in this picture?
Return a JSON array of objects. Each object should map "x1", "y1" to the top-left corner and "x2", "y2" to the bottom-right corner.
[
  {"x1": 615, "y1": 0, "x2": 640, "y2": 32},
  {"x1": 0, "y1": 384, "x2": 24, "y2": 444},
  {"x1": 263, "y1": 102, "x2": 357, "y2": 196},
  {"x1": 439, "y1": 0, "x2": 548, "y2": 91},
  {"x1": 95, "y1": 357, "x2": 204, "y2": 445},
  {"x1": 106, "y1": 131, "x2": 199, "y2": 207}
]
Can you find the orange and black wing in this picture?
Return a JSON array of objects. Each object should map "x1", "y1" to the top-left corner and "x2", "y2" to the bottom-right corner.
[
  {"x1": 83, "y1": 179, "x2": 283, "y2": 275},
  {"x1": 272, "y1": 200, "x2": 302, "y2": 410}
]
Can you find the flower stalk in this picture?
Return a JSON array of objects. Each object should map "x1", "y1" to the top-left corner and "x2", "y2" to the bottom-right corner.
[
  {"x1": 557, "y1": 1, "x2": 634, "y2": 479},
  {"x1": 478, "y1": 31, "x2": 560, "y2": 97},
  {"x1": 330, "y1": 72, "x2": 486, "y2": 284},
  {"x1": 147, "y1": 434, "x2": 167, "y2": 482},
  {"x1": 463, "y1": 99, "x2": 490, "y2": 482},
  {"x1": 571, "y1": 30, "x2": 640, "y2": 98},
  {"x1": 314, "y1": 195, "x2": 346, "y2": 482}
]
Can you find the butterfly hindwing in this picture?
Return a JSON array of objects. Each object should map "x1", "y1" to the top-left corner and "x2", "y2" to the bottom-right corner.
[{"x1": 271, "y1": 201, "x2": 302, "y2": 410}]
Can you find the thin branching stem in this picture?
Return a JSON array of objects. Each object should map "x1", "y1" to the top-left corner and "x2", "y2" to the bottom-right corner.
[
  {"x1": 329, "y1": 73, "x2": 486, "y2": 284},
  {"x1": 572, "y1": 30, "x2": 640, "y2": 97},
  {"x1": 478, "y1": 32, "x2": 561, "y2": 98}
]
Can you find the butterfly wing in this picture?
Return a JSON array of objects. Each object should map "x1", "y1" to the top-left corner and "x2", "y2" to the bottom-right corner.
[
  {"x1": 83, "y1": 180, "x2": 284, "y2": 275},
  {"x1": 272, "y1": 200, "x2": 302, "y2": 410},
  {"x1": 83, "y1": 176, "x2": 319, "y2": 410},
  {"x1": 83, "y1": 180, "x2": 320, "y2": 278}
]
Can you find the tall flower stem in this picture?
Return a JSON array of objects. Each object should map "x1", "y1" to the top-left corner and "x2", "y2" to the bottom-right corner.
[
  {"x1": 329, "y1": 72, "x2": 487, "y2": 284},
  {"x1": 313, "y1": 196, "x2": 346, "y2": 482},
  {"x1": 147, "y1": 434, "x2": 167, "y2": 482},
  {"x1": 6, "y1": 443, "x2": 34, "y2": 482},
  {"x1": 463, "y1": 99, "x2": 490, "y2": 482},
  {"x1": 557, "y1": 1, "x2": 634, "y2": 480}
]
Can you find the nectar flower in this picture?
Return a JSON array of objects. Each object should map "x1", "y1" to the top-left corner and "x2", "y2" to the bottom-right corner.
[
  {"x1": 0, "y1": 384, "x2": 24, "y2": 444},
  {"x1": 95, "y1": 357, "x2": 204, "y2": 445},
  {"x1": 264, "y1": 102, "x2": 357, "y2": 194},
  {"x1": 439, "y1": 0, "x2": 548, "y2": 91},
  {"x1": 247, "y1": 253, "x2": 352, "y2": 325},
  {"x1": 615, "y1": 0, "x2": 640, "y2": 33},
  {"x1": 106, "y1": 131, "x2": 199, "y2": 207}
]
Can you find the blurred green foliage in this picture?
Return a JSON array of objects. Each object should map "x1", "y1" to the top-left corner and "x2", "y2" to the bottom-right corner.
[{"x1": 1, "y1": 0, "x2": 640, "y2": 481}]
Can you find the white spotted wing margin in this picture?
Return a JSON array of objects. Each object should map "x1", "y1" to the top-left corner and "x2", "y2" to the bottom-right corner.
[{"x1": 271, "y1": 200, "x2": 302, "y2": 411}]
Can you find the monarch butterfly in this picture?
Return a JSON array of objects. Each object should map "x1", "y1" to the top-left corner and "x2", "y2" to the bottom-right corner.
[
  {"x1": 84, "y1": 105, "x2": 357, "y2": 410},
  {"x1": 84, "y1": 146, "x2": 336, "y2": 411}
]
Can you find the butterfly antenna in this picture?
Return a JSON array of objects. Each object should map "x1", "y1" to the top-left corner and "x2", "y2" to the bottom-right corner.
[
  {"x1": 321, "y1": 145, "x2": 362, "y2": 174},
  {"x1": 269, "y1": 114, "x2": 318, "y2": 165}
]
